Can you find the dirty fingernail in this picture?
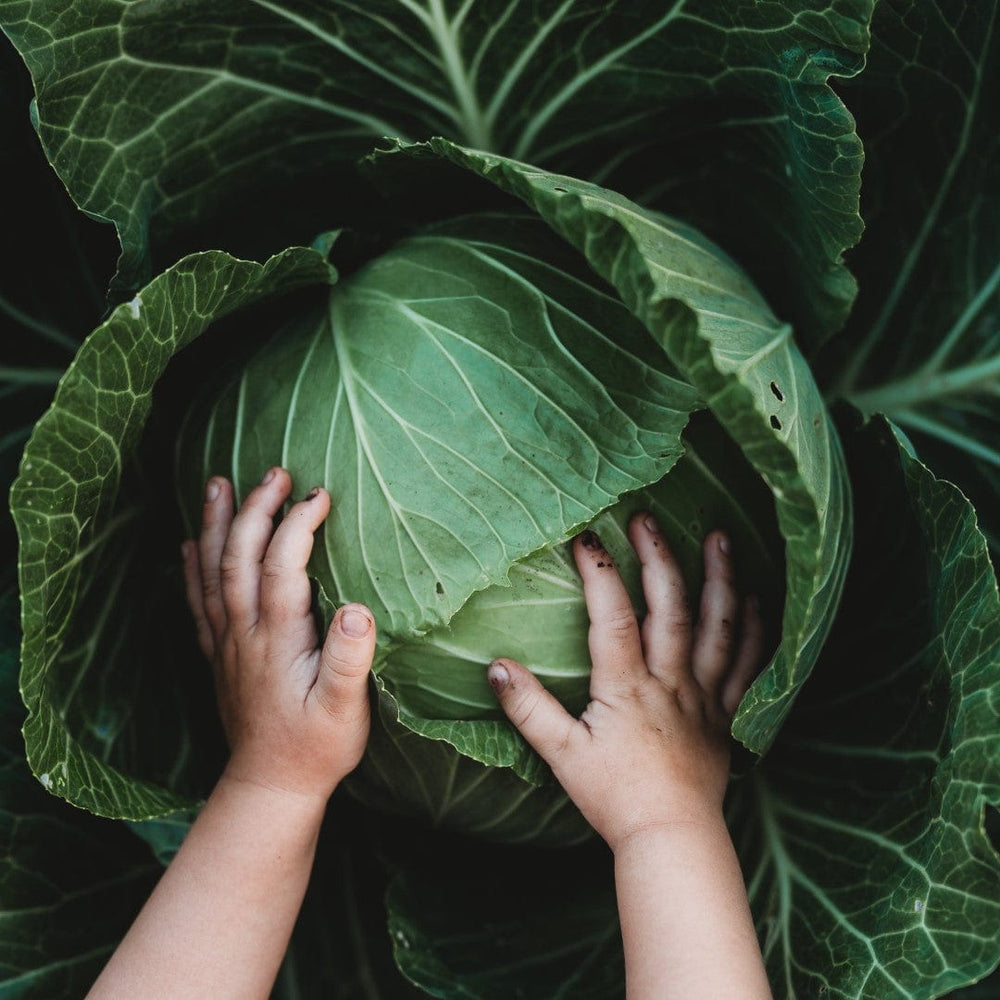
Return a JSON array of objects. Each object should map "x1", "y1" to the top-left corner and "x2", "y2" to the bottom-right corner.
[
  {"x1": 305, "y1": 486, "x2": 322, "y2": 501},
  {"x1": 579, "y1": 529, "x2": 602, "y2": 550},
  {"x1": 487, "y1": 661, "x2": 510, "y2": 692},
  {"x1": 340, "y1": 608, "x2": 371, "y2": 637},
  {"x1": 205, "y1": 478, "x2": 221, "y2": 502}
]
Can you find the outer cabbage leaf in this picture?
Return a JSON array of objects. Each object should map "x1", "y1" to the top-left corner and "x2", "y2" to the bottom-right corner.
[
  {"x1": 380, "y1": 415, "x2": 1000, "y2": 999},
  {"x1": 0, "y1": 0, "x2": 868, "y2": 342},
  {"x1": 829, "y1": 0, "x2": 999, "y2": 562},
  {"x1": 270, "y1": 798, "x2": 429, "y2": 1000},
  {"x1": 10, "y1": 246, "x2": 336, "y2": 817},
  {"x1": 0, "y1": 592, "x2": 160, "y2": 997},
  {"x1": 380, "y1": 140, "x2": 851, "y2": 754},
  {"x1": 385, "y1": 839, "x2": 623, "y2": 999},
  {"x1": 0, "y1": 30, "x2": 118, "y2": 580},
  {"x1": 733, "y1": 415, "x2": 1000, "y2": 997}
]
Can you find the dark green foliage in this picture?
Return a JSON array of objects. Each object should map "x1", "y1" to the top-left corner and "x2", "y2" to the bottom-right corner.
[{"x1": 1, "y1": 2, "x2": 998, "y2": 997}]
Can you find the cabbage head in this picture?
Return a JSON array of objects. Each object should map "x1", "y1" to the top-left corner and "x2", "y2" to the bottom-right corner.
[{"x1": 175, "y1": 206, "x2": 796, "y2": 842}]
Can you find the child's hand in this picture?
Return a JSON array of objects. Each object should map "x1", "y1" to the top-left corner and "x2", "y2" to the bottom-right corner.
[
  {"x1": 181, "y1": 468, "x2": 376, "y2": 803},
  {"x1": 487, "y1": 513, "x2": 764, "y2": 852}
]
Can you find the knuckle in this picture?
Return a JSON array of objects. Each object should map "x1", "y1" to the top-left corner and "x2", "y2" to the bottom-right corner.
[
  {"x1": 260, "y1": 558, "x2": 290, "y2": 582},
  {"x1": 510, "y1": 688, "x2": 542, "y2": 730},
  {"x1": 698, "y1": 618, "x2": 736, "y2": 663},
  {"x1": 219, "y1": 553, "x2": 242, "y2": 581},
  {"x1": 314, "y1": 682, "x2": 350, "y2": 720},
  {"x1": 714, "y1": 616, "x2": 736, "y2": 646},
  {"x1": 666, "y1": 594, "x2": 693, "y2": 627},
  {"x1": 598, "y1": 607, "x2": 638, "y2": 641},
  {"x1": 664, "y1": 611, "x2": 691, "y2": 638},
  {"x1": 322, "y1": 643, "x2": 368, "y2": 678},
  {"x1": 614, "y1": 679, "x2": 648, "y2": 705},
  {"x1": 675, "y1": 680, "x2": 703, "y2": 713}
]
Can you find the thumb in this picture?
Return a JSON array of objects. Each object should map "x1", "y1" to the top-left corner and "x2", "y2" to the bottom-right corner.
[
  {"x1": 488, "y1": 658, "x2": 577, "y2": 766},
  {"x1": 313, "y1": 603, "x2": 376, "y2": 718}
]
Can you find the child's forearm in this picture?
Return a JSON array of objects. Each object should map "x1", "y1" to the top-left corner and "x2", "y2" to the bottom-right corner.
[
  {"x1": 614, "y1": 814, "x2": 772, "y2": 999},
  {"x1": 87, "y1": 772, "x2": 327, "y2": 999}
]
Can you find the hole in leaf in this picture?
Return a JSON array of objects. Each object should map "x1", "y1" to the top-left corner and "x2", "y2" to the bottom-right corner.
[
  {"x1": 552, "y1": 186, "x2": 567, "y2": 193},
  {"x1": 435, "y1": 581, "x2": 444, "y2": 595},
  {"x1": 770, "y1": 381, "x2": 784, "y2": 401},
  {"x1": 986, "y1": 805, "x2": 1000, "y2": 852},
  {"x1": 770, "y1": 415, "x2": 782, "y2": 430}
]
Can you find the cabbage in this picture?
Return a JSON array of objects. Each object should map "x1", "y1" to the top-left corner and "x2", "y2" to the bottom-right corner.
[{"x1": 175, "y1": 209, "x2": 789, "y2": 842}]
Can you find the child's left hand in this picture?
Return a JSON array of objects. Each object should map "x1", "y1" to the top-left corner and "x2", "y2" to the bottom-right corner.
[{"x1": 181, "y1": 467, "x2": 376, "y2": 803}]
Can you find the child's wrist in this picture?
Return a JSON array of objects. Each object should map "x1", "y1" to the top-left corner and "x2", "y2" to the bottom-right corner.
[
  {"x1": 606, "y1": 801, "x2": 728, "y2": 856},
  {"x1": 217, "y1": 762, "x2": 336, "y2": 820}
]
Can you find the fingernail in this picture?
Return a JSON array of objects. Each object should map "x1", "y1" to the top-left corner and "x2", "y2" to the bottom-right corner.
[
  {"x1": 340, "y1": 608, "x2": 371, "y2": 637},
  {"x1": 205, "y1": 479, "x2": 220, "y2": 502},
  {"x1": 261, "y1": 467, "x2": 277, "y2": 485},
  {"x1": 643, "y1": 514, "x2": 659, "y2": 534},
  {"x1": 305, "y1": 486, "x2": 322, "y2": 501},
  {"x1": 487, "y1": 661, "x2": 510, "y2": 692},
  {"x1": 718, "y1": 532, "x2": 731, "y2": 555},
  {"x1": 579, "y1": 529, "x2": 602, "y2": 550}
]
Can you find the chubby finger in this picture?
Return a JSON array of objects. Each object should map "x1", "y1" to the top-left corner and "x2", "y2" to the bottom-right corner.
[
  {"x1": 627, "y1": 513, "x2": 692, "y2": 683},
  {"x1": 721, "y1": 595, "x2": 765, "y2": 717},
  {"x1": 692, "y1": 531, "x2": 740, "y2": 695},
  {"x1": 488, "y1": 658, "x2": 578, "y2": 766},
  {"x1": 312, "y1": 603, "x2": 377, "y2": 721},
  {"x1": 260, "y1": 486, "x2": 330, "y2": 626},
  {"x1": 219, "y1": 467, "x2": 293, "y2": 625},
  {"x1": 181, "y1": 540, "x2": 215, "y2": 663},
  {"x1": 199, "y1": 476, "x2": 235, "y2": 636},
  {"x1": 574, "y1": 531, "x2": 645, "y2": 698}
]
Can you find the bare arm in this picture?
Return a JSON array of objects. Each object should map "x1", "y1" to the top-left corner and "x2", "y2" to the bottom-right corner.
[
  {"x1": 488, "y1": 516, "x2": 772, "y2": 999},
  {"x1": 88, "y1": 469, "x2": 376, "y2": 999}
]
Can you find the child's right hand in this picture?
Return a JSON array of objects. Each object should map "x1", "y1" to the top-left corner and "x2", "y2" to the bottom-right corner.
[
  {"x1": 182, "y1": 468, "x2": 376, "y2": 803},
  {"x1": 487, "y1": 513, "x2": 764, "y2": 852}
]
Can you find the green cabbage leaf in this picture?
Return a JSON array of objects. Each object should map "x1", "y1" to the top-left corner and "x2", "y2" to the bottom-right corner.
[
  {"x1": 827, "y1": 0, "x2": 999, "y2": 564},
  {"x1": 0, "y1": 0, "x2": 868, "y2": 348}
]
